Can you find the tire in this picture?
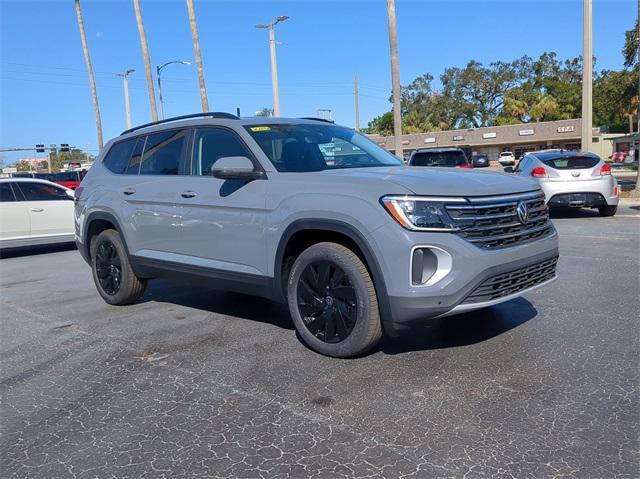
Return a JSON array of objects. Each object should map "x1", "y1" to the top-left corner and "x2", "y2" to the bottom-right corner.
[
  {"x1": 598, "y1": 205, "x2": 617, "y2": 217},
  {"x1": 287, "y1": 242, "x2": 382, "y2": 358},
  {"x1": 90, "y1": 229, "x2": 146, "y2": 305}
]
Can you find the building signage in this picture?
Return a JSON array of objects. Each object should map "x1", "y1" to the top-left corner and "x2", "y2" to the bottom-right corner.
[
  {"x1": 424, "y1": 137, "x2": 436, "y2": 144},
  {"x1": 519, "y1": 129, "x2": 534, "y2": 136},
  {"x1": 557, "y1": 125, "x2": 575, "y2": 133},
  {"x1": 452, "y1": 135, "x2": 464, "y2": 141},
  {"x1": 482, "y1": 132, "x2": 497, "y2": 139}
]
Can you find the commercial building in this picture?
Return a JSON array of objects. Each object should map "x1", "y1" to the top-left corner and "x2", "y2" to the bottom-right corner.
[{"x1": 368, "y1": 118, "x2": 619, "y2": 161}]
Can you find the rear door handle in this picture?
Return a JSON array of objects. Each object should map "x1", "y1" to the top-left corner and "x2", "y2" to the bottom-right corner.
[
  {"x1": 123, "y1": 189, "x2": 135, "y2": 196},
  {"x1": 180, "y1": 191, "x2": 197, "y2": 198},
  {"x1": 30, "y1": 208, "x2": 44, "y2": 212}
]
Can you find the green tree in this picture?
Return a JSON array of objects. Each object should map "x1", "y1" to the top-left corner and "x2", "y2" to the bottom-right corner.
[
  {"x1": 623, "y1": 19, "x2": 639, "y2": 68},
  {"x1": 365, "y1": 111, "x2": 394, "y2": 135},
  {"x1": 255, "y1": 107, "x2": 274, "y2": 117}
]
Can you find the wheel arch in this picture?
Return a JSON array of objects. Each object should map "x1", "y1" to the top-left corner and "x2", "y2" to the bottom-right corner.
[
  {"x1": 273, "y1": 219, "x2": 391, "y2": 322},
  {"x1": 83, "y1": 212, "x2": 131, "y2": 263}
]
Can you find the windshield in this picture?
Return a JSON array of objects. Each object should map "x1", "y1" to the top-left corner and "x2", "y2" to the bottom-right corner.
[
  {"x1": 500, "y1": 152, "x2": 512, "y2": 156},
  {"x1": 541, "y1": 156, "x2": 600, "y2": 170},
  {"x1": 411, "y1": 151, "x2": 467, "y2": 167},
  {"x1": 244, "y1": 124, "x2": 402, "y2": 172}
]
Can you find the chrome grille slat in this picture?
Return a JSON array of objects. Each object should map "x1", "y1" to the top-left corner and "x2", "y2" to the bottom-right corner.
[
  {"x1": 445, "y1": 192, "x2": 553, "y2": 249},
  {"x1": 463, "y1": 257, "x2": 558, "y2": 304}
]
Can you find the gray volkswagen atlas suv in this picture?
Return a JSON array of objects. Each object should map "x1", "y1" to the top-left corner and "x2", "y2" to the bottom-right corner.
[{"x1": 75, "y1": 113, "x2": 559, "y2": 357}]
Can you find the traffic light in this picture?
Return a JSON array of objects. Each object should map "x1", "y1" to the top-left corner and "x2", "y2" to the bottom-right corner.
[
  {"x1": 60, "y1": 143, "x2": 70, "y2": 152},
  {"x1": 35, "y1": 144, "x2": 45, "y2": 153}
]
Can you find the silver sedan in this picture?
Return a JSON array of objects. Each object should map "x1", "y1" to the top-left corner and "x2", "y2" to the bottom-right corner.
[{"x1": 511, "y1": 150, "x2": 619, "y2": 216}]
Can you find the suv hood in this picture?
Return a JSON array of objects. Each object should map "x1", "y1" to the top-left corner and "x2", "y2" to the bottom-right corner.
[{"x1": 324, "y1": 166, "x2": 540, "y2": 197}]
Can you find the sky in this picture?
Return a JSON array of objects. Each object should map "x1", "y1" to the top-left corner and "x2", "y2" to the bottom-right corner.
[{"x1": 0, "y1": 0, "x2": 636, "y2": 165}]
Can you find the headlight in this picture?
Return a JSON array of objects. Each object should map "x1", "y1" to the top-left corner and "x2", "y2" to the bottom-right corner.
[{"x1": 381, "y1": 195, "x2": 461, "y2": 231}]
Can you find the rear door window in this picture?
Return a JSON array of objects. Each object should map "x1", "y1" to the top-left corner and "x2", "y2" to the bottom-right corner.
[
  {"x1": 139, "y1": 129, "x2": 188, "y2": 175},
  {"x1": 104, "y1": 138, "x2": 137, "y2": 174},
  {"x1": 542, "y1": 156, "x2": 600, "y2": 170},
  {"x1": 0, "y1": 183, "x2": 17, "y2": 202},
  {"x1": 14, "y1": 182, "x2": 71, "y2": 201}
]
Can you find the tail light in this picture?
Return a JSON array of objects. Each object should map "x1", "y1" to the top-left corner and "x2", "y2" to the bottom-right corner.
[
  {"x1": 614, "y1": 186, "x2": 619, "y2": 197},
  {"x1": 73, "y1": 186, "x2": 84, "y2": 202},
  {"x1": 531, "y1": 166, "x2": 548, "y2": 178},
  {"x1": 458, "y1": 164, "x2": 473, "y2": 169},
  {"x1": 600, "y1": 164, "x2": 611, "y2": 176}
]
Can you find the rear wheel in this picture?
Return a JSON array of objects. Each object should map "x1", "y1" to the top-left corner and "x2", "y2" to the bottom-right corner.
[
  {"x1": 287, "y1": 242, "x2": 382, "y2": 358},
  {"x1": 91, "y1": 229, "x2": 146, "y2": 305},
  {"x1": 598, "y1": 205, "x2": 617, "y2": 217}
]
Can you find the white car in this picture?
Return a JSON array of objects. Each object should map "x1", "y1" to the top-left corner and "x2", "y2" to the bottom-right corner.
[
  {"x1": 0, "y1": 178, "x2": 75, "y2": 248},
  {"x1": 513, "y1": 150, "x2": 619, "y2": 216},
  {"x1": 498, "y1": 151, "x2": 516, "y2": 166}
]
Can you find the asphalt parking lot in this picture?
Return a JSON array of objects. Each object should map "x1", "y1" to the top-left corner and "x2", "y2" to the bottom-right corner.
[{"x1": 1, "y1": 206, "x2": 639, "y2": 478}]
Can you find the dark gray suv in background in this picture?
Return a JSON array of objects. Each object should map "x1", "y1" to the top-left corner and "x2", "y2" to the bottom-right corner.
[{"x1": 75, "y1": 113, "x2": 559, "y2": 357}]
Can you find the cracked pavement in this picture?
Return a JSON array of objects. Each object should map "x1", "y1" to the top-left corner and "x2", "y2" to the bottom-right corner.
[{"x1": 1, "y1": 206, "x2": 638, "y2": 478}]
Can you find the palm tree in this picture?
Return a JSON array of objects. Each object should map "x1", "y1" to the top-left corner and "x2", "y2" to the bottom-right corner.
[
  {"x1": 386, "y1": 0, "x2": 403, "y2": 159},
  {"x1": 74, "y1": 0, "x2": 103, "y2": 149},
  {"x1": 133, "y1": 0, "x2": 158, "y2": 121},
  {"x1": 186, "y1": 0, "x2": 209, "y2": 112}
]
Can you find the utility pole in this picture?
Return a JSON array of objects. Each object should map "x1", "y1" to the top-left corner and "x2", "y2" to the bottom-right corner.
[
  {"x1": 133, "y1": 0, "x2": 158, "y2": 122},
  {"x1": 116, "y1": 69, "x2": 135, "y2": 129},
  {"x1": 581, "y1": 0, "x2": 592, "y2": 153},
  {"x1": 74, "y1": 0, "x2": 103, "y2": 150},
  {"x1": 186, "y1": 0, "x2": 209, "y2": 112},
  {"x1": 386, "y1": 0, "x2": 403, "y2": 160},
  {"x1": 354, "y1": 73, "x2": 360, "y2": 131},
  {"x1": 256, "y1": 16, "x2": 289, "y2": 117}
]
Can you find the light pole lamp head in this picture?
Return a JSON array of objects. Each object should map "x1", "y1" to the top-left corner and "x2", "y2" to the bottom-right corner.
[
  {"x1": 125, "y1": 68, "x2": 135, "y2": 75},
  {"x1": 276, "y1": 15, "x2": 289, "y2": 23}
]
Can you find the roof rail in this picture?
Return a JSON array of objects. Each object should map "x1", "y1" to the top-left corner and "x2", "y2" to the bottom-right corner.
[
  {"x1": 120, "y1": 112, "x2": 240, "y2": 135},
  {"x1": 298, "y1": 117, "x2": 335, "y2": 124}
]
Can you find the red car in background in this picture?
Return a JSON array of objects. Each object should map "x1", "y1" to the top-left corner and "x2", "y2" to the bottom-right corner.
[
  {"x1": 53, "y1": 170, "x2": 86, "y2": 190},
  {"x1": 13, "y1": 170, "x2": 87, "y2": 189}
]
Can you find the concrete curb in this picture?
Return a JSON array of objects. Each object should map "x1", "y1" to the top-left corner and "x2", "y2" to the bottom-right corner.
[{"x1": 619, "y1": 197, "x2": 640, "y2": 205}]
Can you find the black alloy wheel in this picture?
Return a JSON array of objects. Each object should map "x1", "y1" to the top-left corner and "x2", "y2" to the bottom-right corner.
[
  {"x1": 94, "y1": 240, "x2": 122, "y2": 296},
  {"x1": 297, "y1": 260, "x2": 357, "y2": 343}
]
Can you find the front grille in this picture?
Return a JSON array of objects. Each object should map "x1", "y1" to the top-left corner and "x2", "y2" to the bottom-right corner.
[
  {"x1": 462, "y1": 256, "x2": 558, "y2": 304},
  {"x1": 446, "y1": 192, "x2": 554, "y2": 249}
]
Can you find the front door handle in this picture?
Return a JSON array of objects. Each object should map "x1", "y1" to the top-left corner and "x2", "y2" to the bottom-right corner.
[
  {"x1": 123, "y1": 189, "x2": 135, "y2": 196},
  {"x1": 30, "y1": 208, "x2": 44, "y2": 212},
  {"x1": 180, "y1": 191, "x2": 197, "y2": 198}
]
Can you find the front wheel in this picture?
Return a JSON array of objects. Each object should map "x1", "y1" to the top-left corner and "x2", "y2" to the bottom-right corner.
[
  {"x1": 287, "y1": 242, "x2": 382, "y2": 358},
  {"x1": 91, "y1": 229, "x2": 146, "y2": 305},
  {"x1": 598, "y1": 205, "x2": 617, "y2": 217}
]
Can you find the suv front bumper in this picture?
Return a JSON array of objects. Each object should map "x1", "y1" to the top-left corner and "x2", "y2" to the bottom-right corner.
[{"x1": 367, "y1": 221, "x2": 559, "y2": 329}]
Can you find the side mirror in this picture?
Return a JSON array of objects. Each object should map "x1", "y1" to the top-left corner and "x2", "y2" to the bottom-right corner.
[
  {"x1": 211, "y1": 156, "x2": 265, "y2": 180},
  {"x1": 503, "y1": 166, "x2": 514, "y2": 173}
]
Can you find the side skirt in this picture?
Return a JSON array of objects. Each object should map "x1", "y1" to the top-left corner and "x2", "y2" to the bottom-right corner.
[{"x1": 130, "y1": 255, "x2": 277, "y2": 300}]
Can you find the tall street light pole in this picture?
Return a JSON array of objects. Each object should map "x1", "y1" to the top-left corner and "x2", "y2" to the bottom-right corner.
[
  {"x1": 354, "y1": 73, "x2": 360, "y2": 131},
  {"x1": 156, "y1": 60, "x2": 191, "y2": 120},
  {"x1": 116, "y1": 69, "x2": 135, "y2": 129},
  {"x1": 386, "y1": 0, "x2": 403, "y2": 160},
  {"x1": 256, "y1": 15, "x2": 288, "y2": 117},
  {"x1": 581, "y1": 0, "x2": 593, "y2": 153}
]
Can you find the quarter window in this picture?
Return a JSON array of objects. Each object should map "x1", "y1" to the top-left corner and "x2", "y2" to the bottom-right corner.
[
  {"x1": 14, "y1": 182, "x2": 71, "y2": 201},
  {"x1": 192, "y1": 128, "x2": 253, "y2": 176},
  {"x1": 139, "y1": 129, "x2": 187, "y2": 175},
  {"x1": 103, "y1": 139, "x2": 137, "y2": 174},
  {"x1": 0, "y1": 183, "x2": 17, "y2": 202}
]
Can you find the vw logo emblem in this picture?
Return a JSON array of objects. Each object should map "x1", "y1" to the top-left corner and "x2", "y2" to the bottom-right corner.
[{"x1": 516, "y1": 201, "x2": 529, "y2": 224}]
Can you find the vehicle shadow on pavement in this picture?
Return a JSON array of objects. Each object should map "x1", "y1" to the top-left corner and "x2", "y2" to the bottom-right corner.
[
  {"x1": 549, "y1": 207, "x2": 600, "y2": 219},
  {"x1": 0, "y1": 243, "x2": 76, "y2": 259},
  {"x1": 380, "y1": 297, "x2": 538, "y2": 354},
  {"x1": 140, "y1": 279, "x2": 296, "y2": 331}
]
